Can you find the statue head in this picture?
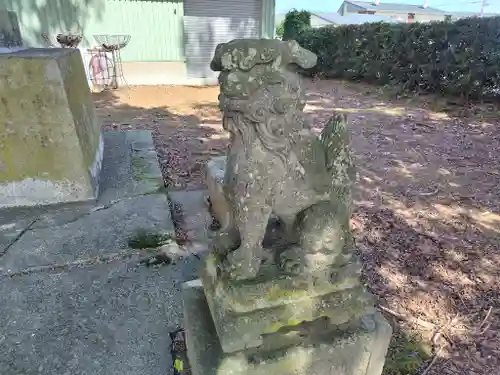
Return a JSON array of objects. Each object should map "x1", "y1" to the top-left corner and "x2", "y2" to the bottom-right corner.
[
  {"x1": 210, "y1": 39, "x2": 317, "y2": 156},
  {"x1": 210, "y1": 39, "x2": 317, "y2": 72}
]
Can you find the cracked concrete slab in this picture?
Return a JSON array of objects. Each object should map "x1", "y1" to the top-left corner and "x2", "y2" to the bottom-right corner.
[
  {"x1": 0, "y1": 131, "x2": 174, "y2": 273},
  {"x1": 0, "y1": 258, "x2": 184, "y2": 375},
  {"x1": 97, "y1": 131, "x2": 165, "y2": 204},
  {"x1": 0, "y1": 201, "x2": 93, "y2": 255},
  {"x1": 0, "y1": 194, "x2": 175, "y2": 273}
]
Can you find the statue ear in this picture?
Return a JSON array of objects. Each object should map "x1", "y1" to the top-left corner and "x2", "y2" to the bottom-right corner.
[{"x1": 210, "y1": 43, "x2": 225, "y2": 71}]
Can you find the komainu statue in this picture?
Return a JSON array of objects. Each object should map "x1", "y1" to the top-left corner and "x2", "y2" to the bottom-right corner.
[
  {"x1": 208, "y1": 39, "x2": 356, "y2": 282},
  {"x1": 185, "y1": 39, "x2": 392, "y2": 375}
]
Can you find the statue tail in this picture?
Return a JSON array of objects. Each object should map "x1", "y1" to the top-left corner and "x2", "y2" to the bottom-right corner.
[{"x1": 319, "y1": 113, "x2": 356, "y2": 197}]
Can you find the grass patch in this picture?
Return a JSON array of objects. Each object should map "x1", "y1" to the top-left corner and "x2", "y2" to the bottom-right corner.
[
  {"x1": 383, "y1": 332, "x2": 432, "y2": 375},
  {"x1": 131, "y1": 156, "x2": 147, "y2": 181},
  {"x1": 131, "y1": 154, "x2": 154, "y2": 181},
  {"x1": 128, "y1": 229, "x2": 174, "y2": 249}
]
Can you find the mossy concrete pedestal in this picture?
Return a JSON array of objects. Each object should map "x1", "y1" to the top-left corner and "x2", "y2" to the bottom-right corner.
[
  {"x1": 199, "y1": 253, "x2": 377, "y2": 354},
  {"x1": 182, "y1": 279, "x2": 392, "y2": 375},
  {"x1": 0, "y1": 48, "x2": 103, "y2": 208}
]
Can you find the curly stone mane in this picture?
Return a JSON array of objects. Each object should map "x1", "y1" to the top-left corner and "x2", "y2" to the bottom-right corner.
[{"x1": 210, "y1": 39, "x2": 317, "y2": 159}]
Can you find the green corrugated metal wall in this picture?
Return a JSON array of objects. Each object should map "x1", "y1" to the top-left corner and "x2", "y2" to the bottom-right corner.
[
  {"x1": 84, "y1": 0, "x2": 184, "y2": 61},
  {"x1": 260, "y1": 0, "x2": 275, "y2": 39},
  {"x1": 0, "y1": 0, "x2": 184, "y2": 62}
]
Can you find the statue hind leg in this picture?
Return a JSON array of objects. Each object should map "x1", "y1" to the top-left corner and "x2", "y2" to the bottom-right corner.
[
  {"x1": 276, "y1": 214, "x2": 300, "y2": 245},
  {"x1": 279, "y1": 199, "x2": 352, "y2": 276}
]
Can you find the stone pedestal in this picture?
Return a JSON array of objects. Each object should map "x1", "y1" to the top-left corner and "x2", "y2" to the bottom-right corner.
[
  {"x1": 182, "y1": 250, "x2": 392, "y2": 375},
  {"x1": 200, "y1": 253, "x2": 376, "y2": 353},
  {"x1": 182, "y1": 279, "x2": 392, "y2": 375},
  {"x1": 0, "y1": 48, "x2": 103, "y2": 208}
]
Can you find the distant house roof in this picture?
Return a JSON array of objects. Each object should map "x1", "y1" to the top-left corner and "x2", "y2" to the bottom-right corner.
[
  {"x1": 340, "y1": 1, "x2": 449, "y2": 15},
  {"x1": 312, "y1": 12, "x2": 399, "y2": 25},
  {"x1": 275, "y1": 11, "x2": 399, "y2": 27},
  {"x1": 449, "y1": 11, "x2": 499, "y2": 19}
]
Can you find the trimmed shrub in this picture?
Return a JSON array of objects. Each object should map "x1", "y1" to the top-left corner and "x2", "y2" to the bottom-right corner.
[
  {"x1": 296, "y1": 16, "x2": 500, "y2": 100},
  {"x1": 283, "y1": 9, "x2": 311, "y2": 41}
]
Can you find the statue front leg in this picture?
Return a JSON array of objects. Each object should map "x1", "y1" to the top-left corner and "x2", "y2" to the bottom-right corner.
[
  {"x1": 209, "y1": 182, "x2": 239, "y2": 259},
  {"x1": 223, "y1": 197, "x2": 272, "y2": 281}
]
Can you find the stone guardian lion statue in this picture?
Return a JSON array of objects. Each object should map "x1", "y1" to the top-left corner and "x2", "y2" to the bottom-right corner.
[{"x1": 210, "y1": 39, "x2": 356, "y2": 282}]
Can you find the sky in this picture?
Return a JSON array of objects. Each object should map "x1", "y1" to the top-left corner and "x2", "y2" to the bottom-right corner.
[{"x1": 276, "y1": 0, "x2": 500, "y2": 15}]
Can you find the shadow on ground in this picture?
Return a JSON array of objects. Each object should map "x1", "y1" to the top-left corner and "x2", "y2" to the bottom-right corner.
[
  {"x1": 93, "y1": 87, "x2": 227, "y2": 190},
  {"x1": 305, "y1": 79, "x2": 500, "y2": 374},
  {"x1": 92, "y1": 79, "x2": 500, "y2": 375}
]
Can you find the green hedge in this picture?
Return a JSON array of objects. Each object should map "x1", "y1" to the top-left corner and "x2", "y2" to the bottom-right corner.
[
  {"x1": 283, "y1": 9, "x2": 311, "y2": 41},
  {"x1": 296, "y1": 16, "x2": 500, "y2": 99}
]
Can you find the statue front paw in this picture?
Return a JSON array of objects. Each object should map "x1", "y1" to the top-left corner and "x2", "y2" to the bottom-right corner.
[
  {"x1": 222, "y1": 248, "x2": 260, "y2": 281},
  {"x1": 212, "y1": 232, "x2": 237, "y2": 257}
]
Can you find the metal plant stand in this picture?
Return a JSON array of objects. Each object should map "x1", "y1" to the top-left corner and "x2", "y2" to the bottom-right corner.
[
  {"x1": 88, "y1": 47, "x2": 114, "y2": 89},
  {"x1": 93, "y1": 35, "x2": 131, "y2": 89}
]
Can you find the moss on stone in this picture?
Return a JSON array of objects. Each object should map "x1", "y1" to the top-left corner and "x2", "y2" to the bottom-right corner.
[
  {"x1": 263, "y1": 321, "x2": 290, "y2": 334},
  {"x1": 128, "y1": 229, "x2": 173, "y2": 249},
  {"x1": 263, "y1": 285, "x2": 310, "y2": 302},
  {"x1": 131, "y1": 154, "x2": 150, "y2": 181},
  {"x1": 0, "y1": 50, "x2": 100, "y2": 188},
  {"x1": 0, "y1": 57, "x2": 81, "y2": 182},
  {"x1": 264, "y1": 322, "x2": 285, "y2": 334}
]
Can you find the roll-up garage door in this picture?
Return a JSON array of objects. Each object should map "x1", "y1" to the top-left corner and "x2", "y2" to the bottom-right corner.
[{"x1": 183, "y1": 0, "x2": 262, "y2": 80}]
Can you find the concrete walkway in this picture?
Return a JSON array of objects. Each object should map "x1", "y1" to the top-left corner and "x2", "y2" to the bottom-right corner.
[{"x1": 0, "y1": 131, "x2": 211, "y2": 375}]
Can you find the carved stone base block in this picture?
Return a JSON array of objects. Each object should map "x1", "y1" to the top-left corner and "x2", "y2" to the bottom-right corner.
[
  {"x1": 182, "y1": 279, "x2": 392, "y2": 375},
  {"x1": 200, "y1": 253, "x2": 376, "y2": 353}
]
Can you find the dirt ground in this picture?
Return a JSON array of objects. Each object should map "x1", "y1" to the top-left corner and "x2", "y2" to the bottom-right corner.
[{"x1": 93, "y1": 79, "x2": 499, "y2": 375}]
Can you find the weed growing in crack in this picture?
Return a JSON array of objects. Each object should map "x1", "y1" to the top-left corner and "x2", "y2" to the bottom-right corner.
[
  {"x1": 128, "y1": 229, "x2": 173, "y2": 249},
  {"x1": 383, "y1": 332, "x2": 432, "y2": 375}
]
